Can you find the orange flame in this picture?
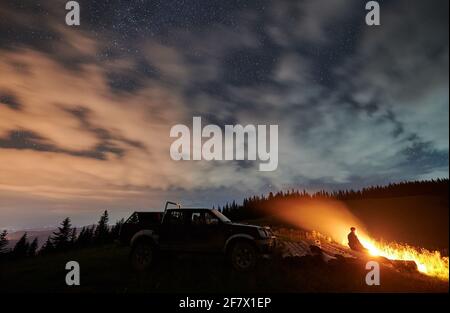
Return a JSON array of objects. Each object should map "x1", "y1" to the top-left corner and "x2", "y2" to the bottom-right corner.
[{"x1": 355, "y1": 234, "x2": 449, "y2": 280}]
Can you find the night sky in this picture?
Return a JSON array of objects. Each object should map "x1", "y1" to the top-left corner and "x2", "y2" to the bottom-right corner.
[{"x1": 0, "y1": 0, "x2": 448, "y2": 229}]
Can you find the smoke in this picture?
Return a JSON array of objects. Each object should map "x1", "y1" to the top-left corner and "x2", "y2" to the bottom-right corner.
[{"x1": 265, "y1": 198, "x2": 369, "y2": 243}]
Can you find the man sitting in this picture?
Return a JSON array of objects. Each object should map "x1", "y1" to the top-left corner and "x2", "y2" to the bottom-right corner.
[{"x1": 348, "y1": 227, "x2": 369, "y2": 253}]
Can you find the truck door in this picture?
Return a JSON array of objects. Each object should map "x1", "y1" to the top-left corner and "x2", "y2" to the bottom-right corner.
[
  {"x1": 159, "y1": 210, "x2": 190, "y2": 251},
  {"x1": 189, "y1": 210, "x2": 225, "y2": 252}
]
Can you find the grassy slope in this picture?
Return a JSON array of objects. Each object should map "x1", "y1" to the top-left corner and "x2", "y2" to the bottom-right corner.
[{"x1": 0, "y1": 244, "x2": 448, "y2": 293}]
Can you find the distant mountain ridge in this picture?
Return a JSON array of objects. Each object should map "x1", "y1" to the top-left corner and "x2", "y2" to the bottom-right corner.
[{"x1": 6, "y1": 226, "x2": 95, "y2": 250}]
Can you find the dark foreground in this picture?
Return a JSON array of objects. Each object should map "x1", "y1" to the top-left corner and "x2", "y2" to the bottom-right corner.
[{"x1": 0, "y1": 244, "x2": 448, "y2": 293}]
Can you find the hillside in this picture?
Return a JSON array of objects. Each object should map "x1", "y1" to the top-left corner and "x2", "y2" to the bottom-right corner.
[
  {"x1": 1, "y1": 243, "x2": 447, "y2": 293},
  {"x1": 1, "y1": 179, "x2": 448, "y2": 293}
]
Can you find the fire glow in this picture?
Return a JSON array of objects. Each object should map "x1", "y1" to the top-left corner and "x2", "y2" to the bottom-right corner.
[
  {"x1": 356, "y1": 235, "x2": 449, "y2": 280},
  {"x1": 264, "y1": 198, "x2": 449, "y2": 281}
]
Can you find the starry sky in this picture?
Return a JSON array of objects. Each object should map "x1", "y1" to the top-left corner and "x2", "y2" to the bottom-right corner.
[{"x1": 0, "y1": 0, "x2": 448, "y2": 229}]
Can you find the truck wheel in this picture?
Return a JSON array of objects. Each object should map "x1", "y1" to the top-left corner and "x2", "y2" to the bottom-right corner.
[
  {"x1": 229, "y1": 241, "x2": 257, "y2": 271},
  {"x1": 130, "y1": 241, "x2": 154, "y2": 271}
]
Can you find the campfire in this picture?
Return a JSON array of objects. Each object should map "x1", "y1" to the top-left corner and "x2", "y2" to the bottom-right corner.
[{"x1": 356, "y1": 235, "x2": 449, "y2": 280}]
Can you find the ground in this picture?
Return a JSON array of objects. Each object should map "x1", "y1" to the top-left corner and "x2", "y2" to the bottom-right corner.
[{"x1": 1, "y1": 243, "x2": 447, "y2": 293}]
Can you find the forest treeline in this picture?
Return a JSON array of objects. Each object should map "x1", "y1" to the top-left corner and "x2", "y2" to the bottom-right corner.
[
  {"x1": 218, "y1": 179, "x2": 449, "y2": 221},
  {"x1": 0, "y1": 210, "x2": 124, "y2": 261}
]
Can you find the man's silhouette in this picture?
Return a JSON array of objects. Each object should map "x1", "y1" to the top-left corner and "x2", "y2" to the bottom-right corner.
[{"x1": 347, "y1": 227, "x2": 368, "y2": 253}]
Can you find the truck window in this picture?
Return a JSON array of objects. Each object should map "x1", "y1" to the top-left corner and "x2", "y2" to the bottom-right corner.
[
  {"x1": 166, "y1": 210, "x2": 185, "y2": 225},
  {"x1": 191, "y1": 212, "x2": 218, "y2": 225},
  {"x1": 126, "y1": 213, "x2": 139, "y2": 224},
  {"x1": 205, "y1": 212, "x2": 219, "y2": 225},
  {"x1": 191, "y1": 212, "x2": 205, "y2": 225}
]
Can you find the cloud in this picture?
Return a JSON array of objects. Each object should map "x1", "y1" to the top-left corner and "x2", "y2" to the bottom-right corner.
[
  {"x1": 336, "y1": 0, "x2": 449, "y2": 151},
  {"x1": 0, "y1": 45, "x2": 189, "y2": 195}
]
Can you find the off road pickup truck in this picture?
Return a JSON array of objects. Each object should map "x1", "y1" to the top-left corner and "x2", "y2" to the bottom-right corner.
[{"x1": 120, "y1": 202, "x2": 276, "y2": 271}]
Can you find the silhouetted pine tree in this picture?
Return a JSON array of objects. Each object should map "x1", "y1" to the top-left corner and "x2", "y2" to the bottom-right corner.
[
  {"x1": 86, "y1": 226, "x2": 95, "y2": 243},
  {"x1": 110, "y1": 218, "x2": 124, "y2": 240},
  {"x1": 52, "y1": 217, "x2": 73, "y2": 250},
  {"x1": 40, "y1": 236, "x2": 54, "y2": 254},
  {"x1": 94, "y1": 210, "x2": 110, "y2": 243},
  {"x1": 69, "y1": 228, "x2": 77, "y2": 245},
  {"x1": 76, "y1": 227, "x2": 87, "y2": 247},
  {"x1": 0, "y1": 230, "x2": 8, "y2": 255},
  {"x1": 12, "y1": 233, "x2": 29, "y2": 258},
  {"x1": 28, "y1": 238, "x2": 38, "y2": 257},
  {"x1": 76, "y1": 226, "x2": 95, "y2": 247}
]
